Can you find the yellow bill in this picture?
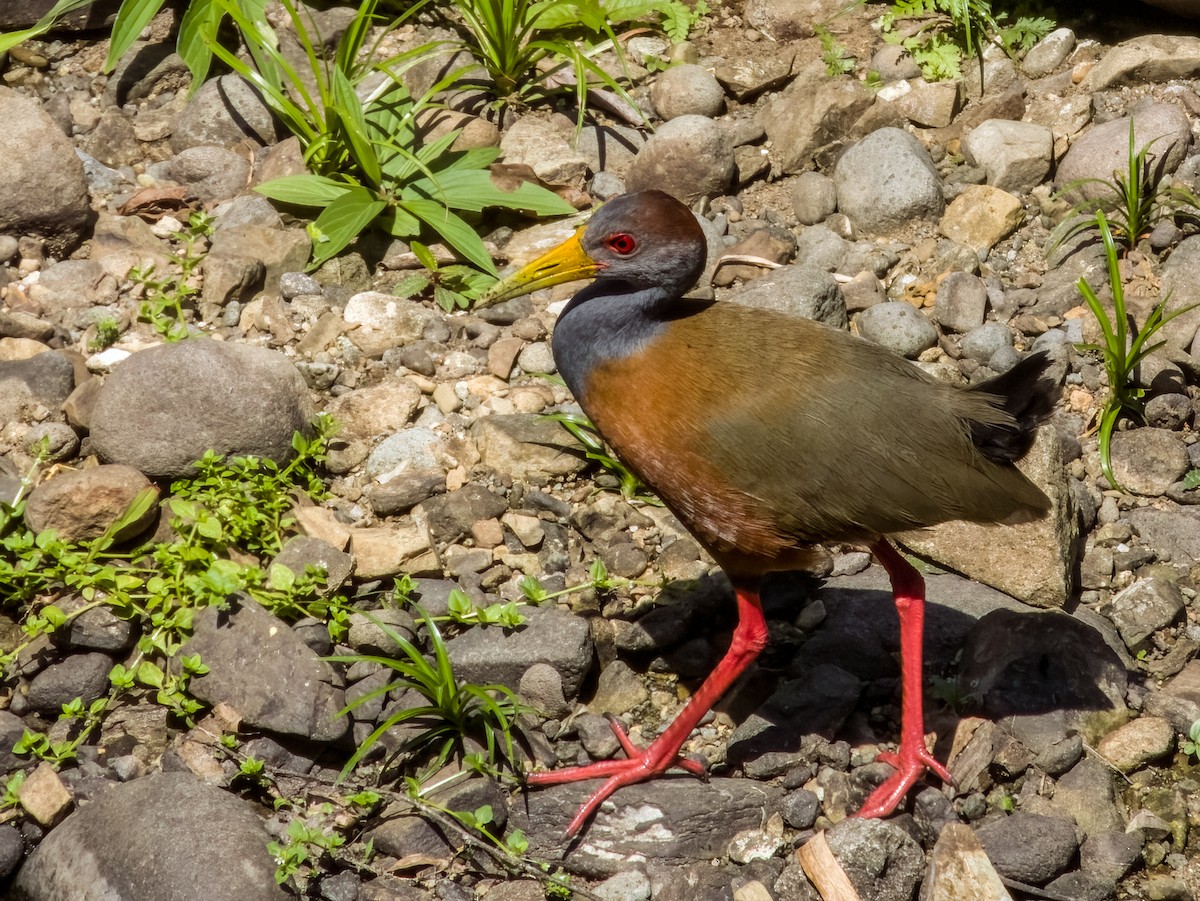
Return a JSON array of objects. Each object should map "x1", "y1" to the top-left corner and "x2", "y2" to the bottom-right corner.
[{"x1": 476, "y1": 226, "x2": 601, "y2": 307}]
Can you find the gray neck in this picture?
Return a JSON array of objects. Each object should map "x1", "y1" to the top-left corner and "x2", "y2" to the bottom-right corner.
[{"x1": 551, "y1": 281, "x2": 671, "y2": 406}]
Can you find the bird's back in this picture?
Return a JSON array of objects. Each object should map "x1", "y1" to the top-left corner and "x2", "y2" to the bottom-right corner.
[{"x1": 580, "y1": 300, "x2": 1053, "y2": 579}]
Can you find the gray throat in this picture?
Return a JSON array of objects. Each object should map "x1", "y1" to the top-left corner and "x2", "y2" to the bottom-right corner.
[{"x1": 551, "y1": 281, "x2": 670, "y2": 407}]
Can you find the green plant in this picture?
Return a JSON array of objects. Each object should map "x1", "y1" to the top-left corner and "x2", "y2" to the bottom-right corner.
[
  {"x1": 879, "y1": 0, "x2": 1053, "y2": 81},
  {"x1": 88, "y1": 315, "x2": 122, "y2": 352},
  {"x1": 333, "y1": 608, "x2": 528, "y2": 782},
  {"x1": 1, "y1": 419, "x2": 350, "y2": 774},
  {"x1": 204, "y1": 0, "x2": 574, "y2": 272},
  {"x1": 393, "y1": 242, "x2": 497, "y2": 312},
  {"x1": 544, "y1": 410, "x2": 661, "y2": 504},
  {"x1": 1052, "y1": 118, "x2": 1200, "y2": 253},
  {"x1": 268, "y1": 802, "x2": 347, "y2": 887},
  {"x1": 130, "y1": 210, "x2": 214, "y2": 341},
  {"x1": 0, "y1": 771, "x2": 25, "y2": 811},
  {"x1": 0, "y1": 0, "x2": 223, "y2": 86},
  {"x1": 1183, "y1": 720, "x2": 1200, "y2": 760},
  {"x1": 451, "y1": 0, "x2": 706, "y2": 116},
  {"x1": 1076, "y1": 211, "x2": 1195, "y2": 490},
  {"x1": 816, "y1": 25, "x2": 855, "y2": 76}
]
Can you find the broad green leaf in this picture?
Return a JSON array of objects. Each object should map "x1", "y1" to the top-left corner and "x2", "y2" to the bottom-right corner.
[
  {"x1": 331, "y1": 68, "x2": 381, "y2": 186},
  {"x1": 409, "y1": 169, "x2": 574, "y2": 216},
  {"x1": 176, "y1": 0, "x2": 223, "y2": 88},
  {"x1": 256, "y1": 174, "x2": 356, "y2": 207},
  {"x1": 403, "y1": 200, "x2": 496, "y2": 274},
  {"x1": 105, "y1": 0, "x2": 168, "y2": 72},
  {"x1": 309, "y1": 187, "x2": 386, "y2": 267},
  {"x1": 0, "y1": 0, "x2": 91, "y2": 56}
]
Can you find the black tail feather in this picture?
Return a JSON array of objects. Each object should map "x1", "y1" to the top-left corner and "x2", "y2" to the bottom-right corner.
[{"x1": 968, "y1": 350, "x2": 1060, "y2": 464}]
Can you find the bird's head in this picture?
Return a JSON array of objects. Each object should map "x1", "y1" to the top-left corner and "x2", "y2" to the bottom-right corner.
[{"x1": 478, "y1": 190, "x2": 707, "y2": 307}]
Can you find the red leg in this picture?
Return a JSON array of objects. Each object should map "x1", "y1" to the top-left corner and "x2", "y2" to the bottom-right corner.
[
  {"x1": 855, "y1": 540, "x2": 953, "y2": 818},
  {"x1": 527, "y1": 586, "x2": 768, "y2": 836}
]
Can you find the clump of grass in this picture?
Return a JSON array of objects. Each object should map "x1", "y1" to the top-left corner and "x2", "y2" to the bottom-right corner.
[
  {"x1": 1053, "y1": 118, "x2": 1200, "y2": 253},
  {"x1": 332, "y1": 607, "x2": 528, "y2": 782},
  {"x1": 1076, "y1": 210, "x2": 1195, "y2": 490}
]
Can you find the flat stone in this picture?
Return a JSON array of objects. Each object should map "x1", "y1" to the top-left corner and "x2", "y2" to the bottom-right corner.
[
  {"x1": 1083, "y1": 35, "x2": 1200, "y2": 90},
  {"x1": 182, "y1": 597, "x2": 348, "y2": 742},
  {"x1": 975, "y1": 812, "x2": 1079, "y2": 885},
  {"x1": 446, "y1": 606, "x2": 593, "y2": 697},
  {"x1": 1106, "y1": 577, "x2": 1186, "y2": 652},
  {"x1": 939, "y1": 184, "x2": 1025, "y2": 255},
  {"x1": 899, "y1": 427, "x2": 1076, "y2": 608},
  {"x1": 1110, "y1": 428, "x2": 1189, "y2": 496},
  {"x1": 1097, "y1": 715, "x2": 1174, "y2": 772},
  {"x1": 834, "y1": 127, "x2": 944, "y2": 233},
  {"x1": 511, "y1": 777, "x2": 783, "y2": 878},
  {"x1": 470, "y1": 413, "x2": 588, "y2": 484},
  {"x1": 924, "y1": 822, "x2": 1010, "y2": 901},
  {"x1": 13, "y1": 773, "x2": 286, "y2": 901}
]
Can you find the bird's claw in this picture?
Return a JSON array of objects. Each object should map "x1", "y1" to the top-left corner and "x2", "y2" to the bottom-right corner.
[
  {"x1": 525, "y1": 719, "x2": 706, "y2": 836},
  {"x1": 855, "y1": 744, "x2": 953, "y2": 819}
]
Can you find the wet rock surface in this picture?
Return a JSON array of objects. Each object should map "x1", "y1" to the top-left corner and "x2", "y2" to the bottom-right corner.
[{"x1": 2, "y1": 1, "x2": 1200, "y2": 899}]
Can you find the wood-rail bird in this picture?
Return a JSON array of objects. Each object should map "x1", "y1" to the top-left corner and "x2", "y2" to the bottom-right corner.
[{"x1": 479, "y1": 189, "x2": 1058, "y2": 837}]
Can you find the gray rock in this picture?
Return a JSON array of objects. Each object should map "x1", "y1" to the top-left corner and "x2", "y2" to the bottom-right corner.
[
  {"x1": 1161, "y1": 237, "x2": 1200, "y2": 352},
  {"x1": 171, "y1": 73, "x2": 284, "y2": 151},
  {"x1": 935, "y1": 272, "x2": 988, "y2": 333},
  {"x1": 420, "y1": 483, "x2": 509, "y2": 544},
  {"x1": 13, "y1": 773, "x2": 286, "y2": 901},
  {"x1": 761, "y1": 65, "x2": 876, "y2": 174},
  {"x1": 573, "y1": 124, "x2": 645, "y2": 180},
  {"x1": 1127, "y1": 506, "x2": 1200, "y2": 567},
  {"x1": 742, "y1": 0, "x2": 844, "y2": 39},
  {"x1": 888, "y1": 78, "x2": 960, "y2": 128},
  {"x1": 365, "y1": 427, "x2": 446, "y2": 480},
  {"x1": 166, "y1": 145, "x2": 253, "y2": 204},
  {"x1": 205, "y1": 224, "x2": 309, "y2": 306},
  {"x1": 856, "y1": 302, "x2": 937, "y2": 358},
  {"x1": 366, "y1": 470, "x2": 446, "y2": 517},
  {"x1": 183, "y1": 597, "x2": 348, "y2": 742},
  {"x1": 0, "y1": 352, "x2": 76, "y2": 424},
  {"x1": 1056, "y1": 104, "x2": 1193, "y2": 201},
  {"x1": 588, "y1": 660, "x2": 649, "y2": 716},
  {"x1": 576, "y1": 711, "x2": 622, "y2": 759},
  {"x1": 959, "y1": 321, "x2": 1014, "y2": 362},
  {"x1": 519, "y1": 662, "x2": 571, "y2": 717},
  {"x1": 323, "y1": 378, "x2": 423, "y2": 473},
  {"x1": 64, "y1": 601, "x2": 136, "y2": 653},
  {"x1": 781, "y1": 788, "x2": 820, "y2": 829},
  {"x1": 511, "y1": 777, "x2": 782, "y2": 878},
  {"x1": 1083, "y1": 35, "x2": 1200, "y2": 91},
  {"x1": 793, "y1": 225, "x2": 849, "y2": 273},
  {"x1": 958, "y1": 608, "x2": 1127, "y2": 736},
  {"x1": 1022, "y1": 27, "x2": 1077, "y2": 76},
  {"x1": 824, "y1": 817, "x2": 924, "y2": 901},
  {"x1": 498, "y1": 115, "x2": 588, "y2": 188},
  {"x1": 26, "y1": 652, "x2": 112, "y2": 712},
  {"x1": 975, "y1": 812, "x2": 1079, "y2": 885},
  {"x1": 23, "y1": 464, "x2": 156, "y2": 543},
  {"x1": 727, "y1": 265, "x2": 847, "y2": 328},
  {"x1": 1044, "y1": 871, "x2": 1115, "y2": 901},
  {"x1": 90, "y1": 341, "x2": 313, "y2": 480},
  {"x1": 1106, "y1": 578, "x2": 1186, "y2": 652},
  {"x1": 470, "y1": 413, "x2": 588, "y2": 484},
  {"x1": 1110, "y1": 428, "x2": 1190, "y2": 497},
  {"x1": 594, "y1": 869, "x2": 652, "y2": 901},
  {"x1": 792, "y1": 171, "x2": 838, "y2": 225},
  {"x1": 24, "y1": 422, "x2": 80, "y2": 462},
  {"x1": 0, "y1": 87, "x2": 91, "y2": 255},
  {"x1": 626, "y1": 115, "x2": 735, "y2": 204},
  {"x1": 1081, "y1": 829, "x2": 1145, "y2": 881},
  {"x1": 0, "y1": 823, "x2": 21, "y2": 882},
  {"x1": 1146, "y1": 393, "x2": 1192, "y2": 430},
  {"x1": 834, "y1": 127, "x2": 944, "y2": 233},
  {"x1": 650, "y1": 64, "x2": 726, "y2": 120},
  {"x1": 445, "y1": 606, "x2": 593, "y2": 697},
  {"x1": 961, "y1": 119, "x2": 1054, "y2": 193}
]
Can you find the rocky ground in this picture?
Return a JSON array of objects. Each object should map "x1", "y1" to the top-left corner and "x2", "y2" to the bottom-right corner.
[{"x1": 3, "y1": 0, "x2": 1200, "y2": 899}]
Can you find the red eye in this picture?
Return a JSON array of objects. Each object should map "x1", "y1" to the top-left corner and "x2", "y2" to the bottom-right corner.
[{"x1": 605, "y1": 232, "x2": 637, "y2": 255}]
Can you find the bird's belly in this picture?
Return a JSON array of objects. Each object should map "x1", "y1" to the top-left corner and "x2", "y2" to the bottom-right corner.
[{"x1": 580, "y1": 339, "x2": 826, "y2": 578}]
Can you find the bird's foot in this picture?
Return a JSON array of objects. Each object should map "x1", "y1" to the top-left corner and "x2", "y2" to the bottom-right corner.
[
  {"x1": 855, "y1": 743, "x2": 953, "y2": 819},
  {"x1": 525, "y1": 718, "x2": 705, "y2": 836}
]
